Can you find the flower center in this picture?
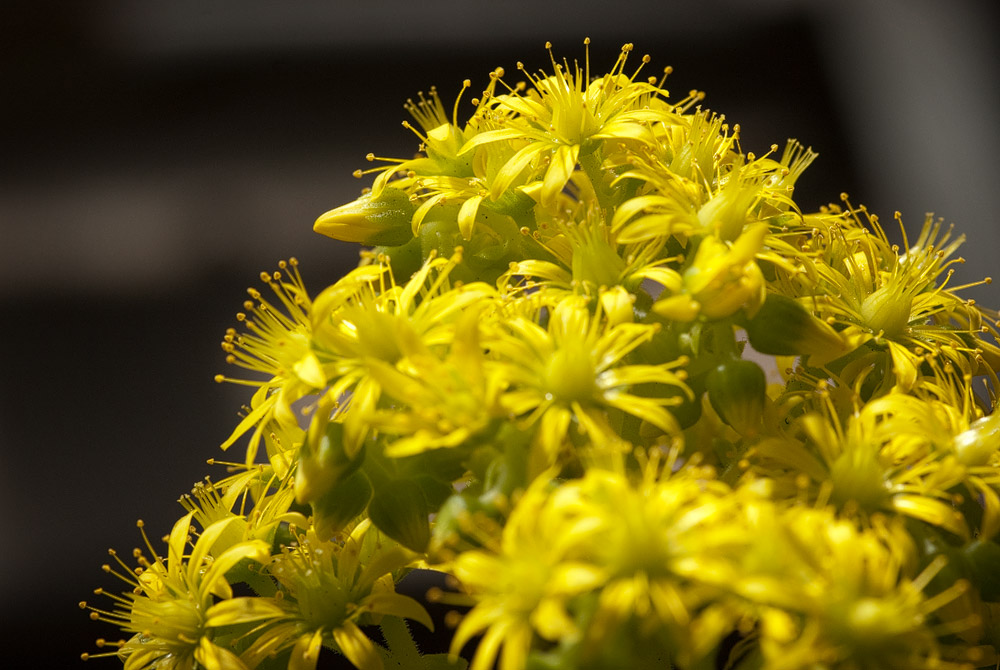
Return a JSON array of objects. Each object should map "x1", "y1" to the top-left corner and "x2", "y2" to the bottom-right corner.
[
  {"x1": 830, "y1": 446, "x2": 888, "y2": 511},
  {"x1": 860, "y1": 285, "x2": 911, "y2": 339},
  {"x1": 545, "y1": 342, "x2": 597, "y2": 404}
]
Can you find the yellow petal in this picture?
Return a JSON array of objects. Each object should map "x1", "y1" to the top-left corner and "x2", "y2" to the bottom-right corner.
[
  {"x1": 362, "y1": 592, "x2": 434, "y2": 631},
  {"x1": 333, "y1": 621, "x2": 383, "y2": 670},
  {"x1": 541, "y1": 145, "x2": 580, "y2": 206},
  {"x1": 468, "y1": 617, "x2": 513, "y2": 670},
  {"x1": 449, "y1": 599, "x2": 504, "y2": 654},
  {"x1": 457, "y1": 194, "x2": 483, "y2": 241},
  {"x1": 490, "y1": 142, "x2": 545, "y2": 200},
  {"x1": 194, "y1": 637, "x2": 251, "y2": 670},
  {"x1": 531, "y1": 599, "x2": 577, "y2": 641},
  {"x1": 292, "y1": 351, "x2": 327, "y2": 389},
  {"x1": 891, "y1": 494, "x2": 969, "y2": 540},
  {"x1": 289, "y1": 629, "x2": 324, "y2": 670},
  {"x1": 167, "y1": 512, "x2": 195, "y2": 582},
  {"x1": 199, "y1": 540, "x2": 271, "y2": 600},
  {"x1": 205, "y1": 596, "x2": 286, "y2": 627}
]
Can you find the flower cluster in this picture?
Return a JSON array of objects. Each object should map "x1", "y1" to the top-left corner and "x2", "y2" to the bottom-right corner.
[{"x1": 84, "y1": 41, "x2": 1000, "y2": 670}]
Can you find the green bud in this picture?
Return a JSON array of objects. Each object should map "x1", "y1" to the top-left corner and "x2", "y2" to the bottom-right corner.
[
  {"x1": 705, "y1": 359, "x2": 766, "y2": 437},
  {"x1": 417, "y1": 206, "x2": 528, "y2": 284},
  {"x1": 963, "y1": 540, "x2": 1000, "y2": 601},
  {"x1": 370, "y1": 235, "x2": 424, "y2": 282},
  {"x1": 294, "y1": 422, "x2": 364, "y2": 504},
  {"x1": 314, "y1": 187, "x2": 415, "y2": 246},
  {"x1": 310, "y1": 469, "x2": 373, "y2": 541},
  {"x1": 367, "y1": 479, "x2": 431, "y2": 553},
  {"x1": 744, "y1": 293, "x2": 847, "y2": 359},
  {"x1": 952, "y1": 411, "x2": 1000, "y2": 467},
  {"x1": 665, "y1": 381, "x2": 703, "y2": 430}
]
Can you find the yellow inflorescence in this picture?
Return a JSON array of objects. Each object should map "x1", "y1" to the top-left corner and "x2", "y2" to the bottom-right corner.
[{"x1": 86, "y1": 41, "x2": 1000, "y2": 670}]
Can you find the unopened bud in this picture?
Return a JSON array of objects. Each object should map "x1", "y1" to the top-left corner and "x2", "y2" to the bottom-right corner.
[
  {"x1": 745, "y1": 293, "x2": 847, "y2": 359},
  {"x1": 294, "y1": 421, "x2": 364, "y2": 504},
  {"x1": 310, "y1": 469, "x2": 373, "y2": 541},
  {"x1": 367, "y1": 479, "x2": 431, "y2": 553},
  {"x1": 953, "y1": 411, "x2": 1000, "y2": 467},
  {"x1": 705, "y1": 359, "x2": 766, "y2": 437},
  {"x1": 314, "y1": 187, "x2": 415, "y2": 245}
]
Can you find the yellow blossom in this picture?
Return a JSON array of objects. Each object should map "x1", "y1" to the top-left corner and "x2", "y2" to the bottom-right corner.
[
  {"x1": 490, "y1": 294, "x2": 690, "y2": 472},
  {"x1": 237, "y1": 521, "x2": 432, "y2": 670},
  {"x1": 82, "y1": 514, "x2": 270, "y2": 670}
]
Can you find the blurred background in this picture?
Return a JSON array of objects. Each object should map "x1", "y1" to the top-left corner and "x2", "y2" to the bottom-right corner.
[{"x1": 1, "y1": 0, "x2": 997, "y2": 666}]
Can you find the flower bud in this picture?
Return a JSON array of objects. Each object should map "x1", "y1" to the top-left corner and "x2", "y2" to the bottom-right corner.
[
  {"x1": 314, "y1": 187, "x2": 415, "y2": 246},
  {"x1": 962, "y1": 540, "x2": 1000, "y2": 601},
  {"x1": 744, "y1": 293, "x2": 848, "y2": 359},
  {"x1": 294, "y1": 421, "x2": 364, "y2": 504},
  {"x1": 705, "y1": 359, "x2": 766, "y2": 437},
  {"x1": 953, "y1": 411, "x2": 1000, "y2": 467},
  {"x1": 310, "y1": 469, "x2": 373, "y2": 541},
  {"x1": 367, "y1": 479, "x2": 431, "y2": 553}
]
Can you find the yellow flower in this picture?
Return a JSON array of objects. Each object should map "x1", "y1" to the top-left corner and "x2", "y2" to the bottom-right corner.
[
  {"x1": 752, "y1": 392, "x2": 973, "y2": 538},
  {"x1": 462, "y1": 40, "x2": 682, "y2": 208},
  {"x1": 362, "y1": 304, "x2": 505, "y2": 458},
  {"x1": 81, "y1": 513, "x2": 270, "y2": 670},
  {"x1": 575, "y1": 466, "x2": 747, "y2": 668},
  {"x1": 748, "y1": 506, "x2": 977, "y2": 670},
  {"x1": 652, "y1": 223, "x2": 767, "y2": 322},
  {"x1": 215, "y1": 258, "x2": 338, "y2": 466},
  {"x1": 490, "y1": 293, "x2": 690, "y2": 472},
  {"x1": 218, "y1": 253, "x2": 497, "y2": 472},
  {"x1": 178, "y1": 467, "x2": 301, "y2": 554},
  {"x1": 310, "y1": 252, "x2": 498, "y2": 457},
  {"x1": 346, "y1": 78, "x2": 519, "y2": 242},
  {"x1": 789, "y1": 206, "x2": 995, "y2": 393},
  {"x1": 237, "y1": 520, "x2": 432, "y2": 670},
  {"x1": 498, "y1": 201, "x2": 685, "y2": 306},
  {"x1": 610, "y1": 134, "x2": 814, "y2": 245},
  {"x1": 449, "y1": 475, "x2": 608, "y2": 670}
]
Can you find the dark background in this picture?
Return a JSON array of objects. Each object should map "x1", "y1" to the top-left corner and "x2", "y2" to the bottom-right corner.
[{"x1": 1, "y1": 1, "x2": 998, "y2": 667}]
